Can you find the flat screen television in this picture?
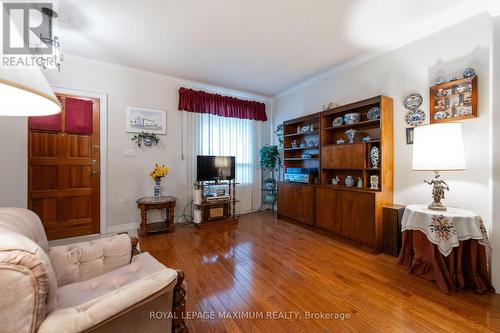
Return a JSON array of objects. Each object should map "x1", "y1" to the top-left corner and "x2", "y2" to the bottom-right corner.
[{"x1": 196, "y1": 155, "x2": 235, "y2": 182}]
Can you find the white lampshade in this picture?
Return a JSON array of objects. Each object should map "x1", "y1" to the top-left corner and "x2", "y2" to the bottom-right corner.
[
  {"x1": 0, "y1": 67, "x2": 61, "y2": 116},
  {"x1": 412, "y1": 123, "x2": 466, "y2": 171}
]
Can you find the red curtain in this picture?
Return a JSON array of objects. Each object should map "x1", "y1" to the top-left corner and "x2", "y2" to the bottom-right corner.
[
  {"x1": 178, "y1": 87, "x2": 267, "y2": 121},
  {"x1": 65, "y1": 98, "x2": 93, "y2": 134}
]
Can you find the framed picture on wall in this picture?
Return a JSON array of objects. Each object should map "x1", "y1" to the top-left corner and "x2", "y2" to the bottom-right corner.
[
  {"x1": 126, "y1": 106, "x2": 167, "y2": 135},
  {"x1": 406, "y1": 127, "x2": 414, "y2": 145}
]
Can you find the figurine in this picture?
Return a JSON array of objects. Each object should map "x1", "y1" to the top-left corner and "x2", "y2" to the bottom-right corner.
[
  {"x1": 297, "y1": 126, "x2": 301, "y2": 133},
  {"x1": 424, "y1": 172, "x2": 449, "y2": 211},
  {"x1": 345, "y1": 175, "x2": 355, "y2": 187},
  {"x1": 357, "y1": 177, "x2": 363, "y2": 188},
  {"x1": 331, "y1": 176, "x2": 340, "y2": 185}
]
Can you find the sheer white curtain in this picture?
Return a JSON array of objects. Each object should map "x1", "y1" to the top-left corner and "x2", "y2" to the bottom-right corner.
[{"x1": 184, "y1": 112, "x2": 262, "y2": 213}]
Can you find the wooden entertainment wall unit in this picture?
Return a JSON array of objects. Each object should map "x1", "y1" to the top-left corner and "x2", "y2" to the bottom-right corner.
[{"x1": 277, "y1": 96, "x2": 394, "y2": 252}]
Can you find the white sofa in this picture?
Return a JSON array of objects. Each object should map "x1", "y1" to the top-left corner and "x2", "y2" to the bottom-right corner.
[{"x1": 0, "y1": 207, "x2": 187, "y2": 333}]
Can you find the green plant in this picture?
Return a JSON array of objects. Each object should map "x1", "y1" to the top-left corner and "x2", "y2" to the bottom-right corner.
[
  {"x1": 259, "y1": 145, "x2": 281, "y2": 170},
  {"x1": 131, "y1": 132, "x2": 160, "y2": 147}
]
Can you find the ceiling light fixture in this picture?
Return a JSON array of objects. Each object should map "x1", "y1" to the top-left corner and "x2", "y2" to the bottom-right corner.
[{"x1": 37, "y1": 7, "x2": 64, "y2": 71}]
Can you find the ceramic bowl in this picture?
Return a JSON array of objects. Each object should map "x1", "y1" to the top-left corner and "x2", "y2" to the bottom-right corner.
[
  {"x1": 463, "y1": 67, "x2": 476, "y2": 78},
  {"x1": 344, "y1": 113, "x2": 361, "y2": 125}
]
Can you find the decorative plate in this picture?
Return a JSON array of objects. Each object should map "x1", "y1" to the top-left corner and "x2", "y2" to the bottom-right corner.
[
  {"x1": 434, "y1": 111, "x2": 448, "y2": 120},
  {"x1": 435, "y1": 76, "x2": 446, "y2": 85},
  {"x1": 403, "y1": 93, "x2": 423, "y2": 111},
  {"x1": 367, "y1": 107, "x2": 380, "y2": 120},
  {"x1": 332, "y1": 116, "x2": 343, "y2": 127},
  {"x1": 463, "y1": 67, "x2": 476, "y2": 78},
  {"x1": 406, "y1": 109, "x2": 426, "y2": 126}
]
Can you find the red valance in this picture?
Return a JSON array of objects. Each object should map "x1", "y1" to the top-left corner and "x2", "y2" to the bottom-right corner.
[
  {"x1": 178, "y1": 87, "x2": 267, "y2": 121},
  {"x1": 29, "y1": 97, "x2": 93, "y2": 134}
]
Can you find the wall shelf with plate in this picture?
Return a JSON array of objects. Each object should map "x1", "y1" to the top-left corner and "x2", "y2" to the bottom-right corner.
[{"x1": 430, "y1": 76, "x2": 477, "y2": 123}]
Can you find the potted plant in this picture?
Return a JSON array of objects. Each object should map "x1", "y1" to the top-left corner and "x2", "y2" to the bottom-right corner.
[
  {"x1": 259, "y1": 145, "x2": 281, "y2": 171},
  {"x1": 132, "y1": 132, "x2": 160, "y2": 147}
]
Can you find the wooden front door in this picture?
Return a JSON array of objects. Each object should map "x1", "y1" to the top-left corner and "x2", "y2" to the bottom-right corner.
[{"x1": 28, "y1": 93, "x2": 100, "y2": 240}]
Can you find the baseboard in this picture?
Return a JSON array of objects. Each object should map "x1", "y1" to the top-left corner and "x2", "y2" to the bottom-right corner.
[{"x1": 107, "y1": 222, "x2": 140, "y2": 233}]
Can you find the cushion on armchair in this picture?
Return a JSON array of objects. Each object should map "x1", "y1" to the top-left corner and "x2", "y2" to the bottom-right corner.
[
  {"x1": 55, "y1": 252, "x2": 172, "y2": 309},
  {"x1": 49, "y1": 234, "x2": 132, "y2": 286}
]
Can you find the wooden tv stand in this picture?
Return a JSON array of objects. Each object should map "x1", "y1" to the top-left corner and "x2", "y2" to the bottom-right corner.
[
  {"x1": 194, "y1": 180, "x2": 239, "y2": 227},
  {"x1": 277, "y1": 96, "x2": 394, "y2": 252}
]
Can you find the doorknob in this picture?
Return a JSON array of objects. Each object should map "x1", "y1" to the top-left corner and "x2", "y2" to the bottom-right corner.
[
  {"x1": 91, "y1": 160, "x2": 97, "y2": 165},
  {"x1": 91, "y1": 171, "x2": 97, "y2": 176}
]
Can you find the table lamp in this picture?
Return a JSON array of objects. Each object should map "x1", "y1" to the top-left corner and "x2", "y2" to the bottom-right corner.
[
  {"x1": 0, "y1": 67, "x2": 61, "y2": 116},
  {"x1": 412, "y1": 123, "x2": 466, "y2": 211}
]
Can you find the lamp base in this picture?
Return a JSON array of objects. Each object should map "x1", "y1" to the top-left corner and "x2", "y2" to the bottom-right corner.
[{"x1": 424, "y1": 171, "x2": 450, "y2": 212}]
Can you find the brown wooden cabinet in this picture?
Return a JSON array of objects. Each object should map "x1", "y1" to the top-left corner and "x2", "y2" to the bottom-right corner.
[
  {"x1": 277, "y1": 182, "x2": 313, "y2": 225},
  {"x1": 277, "y1": 96, "x2": 394, "y2": 253},
  {"x1": 341, "y1": 190, "x2": 375, "y2": 246},
  {"x1": 314, "y1": 186, "x2": 342, "y2": 233}
]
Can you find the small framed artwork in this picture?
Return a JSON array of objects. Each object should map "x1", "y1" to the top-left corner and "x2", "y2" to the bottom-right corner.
[
  {"x1": 126, "y1": 106, "x2": 167, "y2": 135},
  {"x1": 406, "y1": 127, "x2": 414, "y2": 145}
]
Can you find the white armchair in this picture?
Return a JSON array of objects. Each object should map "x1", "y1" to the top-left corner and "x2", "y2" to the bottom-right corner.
[{"x1": 0, "y1": 208, "x2": 187, "y2": 333}]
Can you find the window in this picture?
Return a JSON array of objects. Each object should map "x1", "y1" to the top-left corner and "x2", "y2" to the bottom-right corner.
[{"x1": 184, "y1": 112, "x2": 263, "y2": 213}]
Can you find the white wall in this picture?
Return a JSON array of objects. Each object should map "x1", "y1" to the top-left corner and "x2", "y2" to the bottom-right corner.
[
  {"x1": 0, "y1": 117, "x2": 27, "y2": 207},
  {"x1": 491, "y1": 14, "x2": 500, "y2": 292},
  {"x1": 273, "y1": 14, "x2": 497, "y2": 285},
  {"x1": 0, "y1": 55, "x2": 271, "y2": 230}
]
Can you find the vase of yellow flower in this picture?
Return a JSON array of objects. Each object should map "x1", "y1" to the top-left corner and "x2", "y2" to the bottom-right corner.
[{"x1": 150, "y1": 164, "x2": 170, "y2": 200}]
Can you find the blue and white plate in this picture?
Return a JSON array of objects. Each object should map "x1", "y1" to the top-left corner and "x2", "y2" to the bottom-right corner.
[
  {"x1": 332, "y1": 116, "x2": 343, "y2": 127},
  {"x1": 406, "y1": 109, "x2": 426, "y2": 126},
  {"x1": 403, "y1": 93, "x2": 423, "y2": 111},
  {"x1": 367, "y1": 107, "x2": 380, "y2": 120}
]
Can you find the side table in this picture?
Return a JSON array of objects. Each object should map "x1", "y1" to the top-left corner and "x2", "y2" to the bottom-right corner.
[
  {"x1": 398, "y1": 204, "x2": 492, "y2": 294},
  {"x1": 136, "y1": 196, "x2": 177, "y2": 237}
]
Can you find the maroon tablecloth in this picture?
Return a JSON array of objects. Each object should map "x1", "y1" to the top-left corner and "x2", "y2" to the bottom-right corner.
[{"x1": 398, "y1": 230, "x2": 493, "y2": 294}]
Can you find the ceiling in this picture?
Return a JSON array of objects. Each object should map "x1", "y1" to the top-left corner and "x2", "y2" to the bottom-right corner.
[{"x1": 53, "y1": 0, "x2": 480, "y2": 96}]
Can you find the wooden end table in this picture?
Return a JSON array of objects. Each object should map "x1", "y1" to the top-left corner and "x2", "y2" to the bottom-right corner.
[{"x1": 136, "y1": 196, "x2": 177, "y2": 237}]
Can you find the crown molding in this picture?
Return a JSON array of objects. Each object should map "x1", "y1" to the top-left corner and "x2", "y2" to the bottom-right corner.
[
  {"x1": 61, "y1": 53, "x2": 271, "y2": 103},
  {"x1": 275, "y1": 0, "x2": 487, "y2": 99}
]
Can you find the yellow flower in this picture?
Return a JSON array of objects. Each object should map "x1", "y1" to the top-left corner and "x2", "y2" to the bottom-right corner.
[{"x1": 150, "y1": 164, "x2": 170, "y2": 180}]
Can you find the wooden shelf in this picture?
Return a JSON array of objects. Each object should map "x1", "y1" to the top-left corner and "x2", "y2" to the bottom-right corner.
[
  {"x1": 284, "y1": 146, "x2": 319, "y2": 151},
  {"x1": 322, "y1": 140, "x2": 380, "y2": 147},
  {"x1": 434, "y1": 92, "x2": 472, "y2": 99},
  {"x1": 195, "y1": 182, "x2": 240, "y2": 187},
  {"x1": 324, "y1": 119, "x2": 380, "y2": 131},
  {"x1": 284, "y1": 157, "x2": 320, "y2": 161},
  {"x1": 316, "y1": 184, "x2": 381, "y2": 193},
  {"x1": 284, "y1": 130, "x2": 319, "y2": 138},
  {"x1": 195, "y1": 199, "x2": 239, "y2": 207}
]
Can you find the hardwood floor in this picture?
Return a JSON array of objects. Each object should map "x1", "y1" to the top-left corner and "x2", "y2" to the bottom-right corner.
[{"x1": 139, "y1": 212, "x2": 500, "y2": 333}]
